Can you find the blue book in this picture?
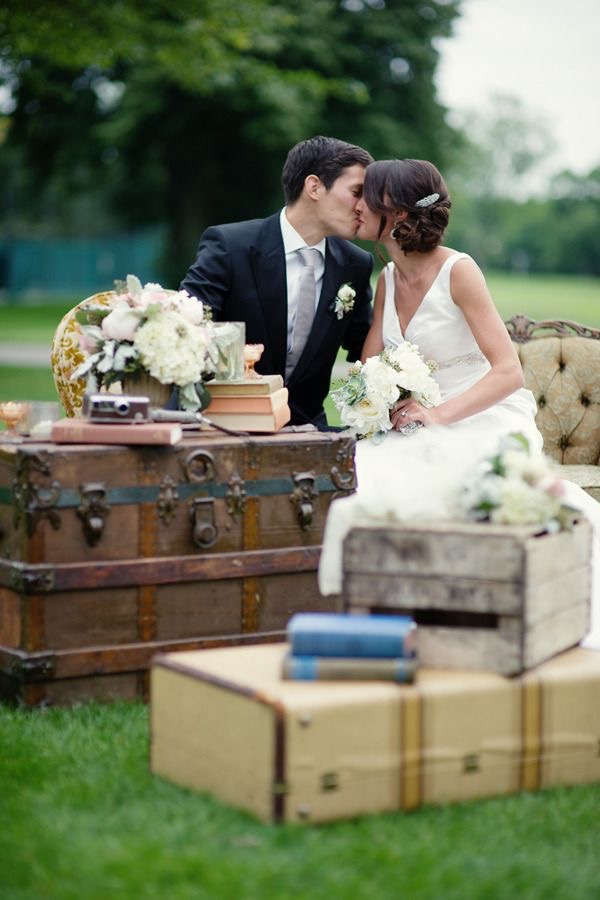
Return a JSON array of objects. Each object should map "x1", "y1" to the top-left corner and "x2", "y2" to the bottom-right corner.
[
  {"x1": 287, "y1": 613, "x2": 416, "y2": 659},
  {"x1": 282, "y1": 653, "x2": 417, "y2": 683}
]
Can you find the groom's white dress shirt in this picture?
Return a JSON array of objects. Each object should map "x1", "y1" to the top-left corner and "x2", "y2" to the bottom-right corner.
[{"x1": 280, "y1": 208, "x2": 326, "y2": 353}]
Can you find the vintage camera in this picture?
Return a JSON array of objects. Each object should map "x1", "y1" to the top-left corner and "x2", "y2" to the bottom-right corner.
[{"x1": 83, "y1": 393, "x2": 150, "y2": 423}]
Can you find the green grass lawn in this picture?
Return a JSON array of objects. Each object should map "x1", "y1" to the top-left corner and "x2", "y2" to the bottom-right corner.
[
  {"x1": 1, "y1": 701, "x2": 599, "y2": 900},
  {"x1": 1, "y1": 276, "x2": 599, "y2": 895},
  {"x1": 1, "y1": 272, "x2": 598, "y2": 410},
  {"x1": 485, "y1": 271, "x2": 600, "y2": 326}
]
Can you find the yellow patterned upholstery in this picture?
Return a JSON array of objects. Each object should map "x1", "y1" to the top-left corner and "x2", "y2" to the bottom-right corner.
[
  {"x1": 51, "y1": 291, "x2": 118, "y2": 418},
  {"x1": 506, "y1": 315, "x2": 600, "y2": 501}
]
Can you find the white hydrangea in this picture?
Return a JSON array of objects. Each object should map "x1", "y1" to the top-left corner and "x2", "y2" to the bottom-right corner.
[{"x1": 134, "y1": 311, "x2": 210, "y2": 387}]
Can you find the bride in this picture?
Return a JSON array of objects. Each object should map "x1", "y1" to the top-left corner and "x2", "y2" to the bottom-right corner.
[{"x1": 318, "y1": 158, "x2": 599, "y2": 650}]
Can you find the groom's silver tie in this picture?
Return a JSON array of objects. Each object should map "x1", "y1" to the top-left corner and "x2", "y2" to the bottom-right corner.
[{"x1": 286, "y1": 247, "x2": 319, "y2": 381}]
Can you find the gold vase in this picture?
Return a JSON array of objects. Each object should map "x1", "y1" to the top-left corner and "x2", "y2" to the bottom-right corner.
[{"x1": 122, "y1": 373, "x2": 173, "y2": 408}]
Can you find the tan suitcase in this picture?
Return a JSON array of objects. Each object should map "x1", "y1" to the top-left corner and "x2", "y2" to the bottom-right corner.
[{"x1": 150, "y1": 642, "x2": 600, "y2": 824}]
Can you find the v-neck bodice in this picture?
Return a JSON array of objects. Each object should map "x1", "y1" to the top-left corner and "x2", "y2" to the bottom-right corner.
[{"x1": 381, "y1": 252, "x2": 490, "y2": 400}]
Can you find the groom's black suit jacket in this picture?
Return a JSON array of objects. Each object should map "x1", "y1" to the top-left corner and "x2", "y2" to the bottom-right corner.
[{"x1": 180, "y1": 213, "x2": 373, "y2": 427}]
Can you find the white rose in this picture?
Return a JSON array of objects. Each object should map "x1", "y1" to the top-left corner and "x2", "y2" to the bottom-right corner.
[
  {"x1": 342, "y1": 394, "x2": 390, "y2": 436},
  {"x1": 362, "y1": 357, "x2": 400, "y2": 404},
  {"x1": 337, "y1": 284, "x2": 355, "y2": 303},
  {"x1": 102, "y1": 301, "x2": 142, "y2": 342}
]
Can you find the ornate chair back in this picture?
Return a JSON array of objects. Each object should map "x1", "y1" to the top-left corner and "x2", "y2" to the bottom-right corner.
[
  {"x1": 51, "y1": 291, "x2": 118, "y2": 418},
  {"x1": 506, "y1": 314, "x2": 600, "y2": 500}
]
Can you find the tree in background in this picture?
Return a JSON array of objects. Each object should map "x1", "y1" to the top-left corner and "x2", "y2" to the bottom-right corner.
[
  {"x1": 0, "y1": 0, "x2": 461, "y2": 283},
  {"x1": 445, "y1": 95, "x2": 600, "y2": 276}
]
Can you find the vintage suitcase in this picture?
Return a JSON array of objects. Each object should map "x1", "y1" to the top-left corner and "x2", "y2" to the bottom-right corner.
[
  {"x1": 0, "y1": 430, "x2": 355, "y2": 705},
  {"x1": 342, "y1": 520, "x2": 592, "y2": 675},
  {"x1": 150, "y1": 641, "x2": 600, "y2": 824}
]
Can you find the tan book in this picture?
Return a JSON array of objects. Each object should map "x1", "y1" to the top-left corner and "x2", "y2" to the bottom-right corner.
[
  {"x1": 205, "y1": 387, "x2": 288, "y2": 415},
  {"x1": 205, "y1": 402, "x2": 290, "y2": 433},
  {"x1": 51, "y1": 418, "x2": 183, "y2": 445},
  {"x1": 206, "y1": 374, "x2": 284, "y2": 397}
]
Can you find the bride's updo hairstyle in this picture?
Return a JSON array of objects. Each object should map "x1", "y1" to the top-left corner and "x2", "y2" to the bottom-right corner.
[{"x1": 363, "y1": 159, "x2": 451, "y2": 253}]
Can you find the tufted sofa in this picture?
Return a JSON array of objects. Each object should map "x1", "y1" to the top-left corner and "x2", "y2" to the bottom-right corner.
[{"x1": 506, "y1": 315, "x2": 600, "y2": 501}]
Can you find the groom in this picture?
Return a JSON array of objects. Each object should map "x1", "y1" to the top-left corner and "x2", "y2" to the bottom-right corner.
[{"x1": 180, "y1": 136, "x2": 374, "y2": 428}]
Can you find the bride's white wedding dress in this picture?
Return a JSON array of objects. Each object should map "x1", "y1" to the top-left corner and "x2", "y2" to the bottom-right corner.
[{"x1": 318, "y1": 253, "x2": 600, "y2": 650}]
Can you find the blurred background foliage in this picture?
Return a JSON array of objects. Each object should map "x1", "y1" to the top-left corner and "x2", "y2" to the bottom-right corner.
[{"x1": 0, "y1": 0, "x2": 598, "y2": 297}]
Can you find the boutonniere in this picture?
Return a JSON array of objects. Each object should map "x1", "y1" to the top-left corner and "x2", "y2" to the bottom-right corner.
[{"x1": 331, "y1": 283, "x2": 356, "y2": 320}]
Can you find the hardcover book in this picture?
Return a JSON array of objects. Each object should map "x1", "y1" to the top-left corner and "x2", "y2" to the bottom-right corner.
[
  {"x1": 282, "y1": 653, "x2": 417, "y2": 683},
  {"x1": 51, "y1": 418, "x2": 183, "y2": 445},
  {"x1": 204, "y1": 402, "x2": 291, "y2": 433},
  {"x1": 206, "y1": 374, "x2": 284, "y2": 396},
  {"x1": 205, "y1": 387, "x2": 289, "y2": 415},
  {"x1": 287, "y1": 613, "x2": 416, "y2": 659}
]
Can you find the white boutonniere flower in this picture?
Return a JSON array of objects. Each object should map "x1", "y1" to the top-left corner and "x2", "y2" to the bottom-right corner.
[{"x1": 332, "y1": 283, "x2": 356, "y2": 319}]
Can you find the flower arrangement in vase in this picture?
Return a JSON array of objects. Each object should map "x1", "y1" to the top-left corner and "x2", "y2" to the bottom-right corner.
[{"x1": 72, "y1": 275, "x2": 226, "y2": 410}]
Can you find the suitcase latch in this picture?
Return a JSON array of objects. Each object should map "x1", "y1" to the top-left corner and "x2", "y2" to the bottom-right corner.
[
  {"x1": 225, "y1": 473, "x2": 247, "y2": 519},
  {"x1": 13, "y1": 451, "x2": 61, "y2": 536},
  {"x1": 157, "y1": 474, "x2": 179, "y2": 525},
  {"x1": 190, "y1": 497, "x2": 218, "y2": 549},
  {"x1": 77, "y1": 482, "x2": 110, "y2": 547},
  {"x1": 331, "y1": 438, "x2": 357, "y2": 493},
  {"x1": 289, "y1": 471, "x2": 318, "y2": 530}
]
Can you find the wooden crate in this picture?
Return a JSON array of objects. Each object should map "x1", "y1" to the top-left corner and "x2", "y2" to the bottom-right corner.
[
  {"x1": 342, "y1": 519, "x2": 592, "y2": 675},
  {"x1": 150, "y1": 642, "x2": 600, "y2": 824},
  {"x1": 0, "y1": 430, "x2": 356, "y2": 705}
]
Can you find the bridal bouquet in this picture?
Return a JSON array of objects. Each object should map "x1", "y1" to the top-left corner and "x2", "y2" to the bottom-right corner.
[
  {"x1": 72, "y1": 275, "x2": 224, "y2": 410},
  {"x1": 331, "y1": 342, "x2": 441, "y2": 441},
  {"x1": 458, "y1": 432, "x2": 578, "y2": 532}
]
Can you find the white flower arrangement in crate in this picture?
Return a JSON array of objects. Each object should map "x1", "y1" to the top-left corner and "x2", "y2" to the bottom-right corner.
[{"x1": 458, "y1": 432, "x2": 578, "y2": 532}]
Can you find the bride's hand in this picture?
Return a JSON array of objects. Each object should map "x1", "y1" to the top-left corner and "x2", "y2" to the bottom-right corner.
[{"x1": 391, "y1": 399, "x2": 439, "y2": 430}]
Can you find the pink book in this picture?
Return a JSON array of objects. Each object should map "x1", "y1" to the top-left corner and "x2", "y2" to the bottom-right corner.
[{"x1": 51, "y1": 418, "x2": 183, "y2": 445}]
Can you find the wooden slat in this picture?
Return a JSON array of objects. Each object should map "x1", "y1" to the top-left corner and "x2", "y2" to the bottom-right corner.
[
  {"x1": 1, "y1": 546, "x2": 321, "y2": 592},
  {"x1": 2, "y1": 631, "x2": 285, "y2": 684}
]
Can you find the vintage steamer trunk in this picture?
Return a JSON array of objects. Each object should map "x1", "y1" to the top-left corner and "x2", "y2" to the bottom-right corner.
[
  {"x1": 150, "y1": 642, "x2": 600, "y2": 824},
  {"x1": 0, "y1": 430, "x2": 355, "y2": 705},
  {"x1": 342, "y1": 520, "x2": 592, "y2": 675}
]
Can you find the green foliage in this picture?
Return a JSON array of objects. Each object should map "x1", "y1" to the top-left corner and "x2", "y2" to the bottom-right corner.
[
  {"x1": 443, "y1": 95, "x2": 600, "y2": 277},
  {"x1": 1, "y1": 701, "x2": 599, "y2": 899},
  {"x1": 446, "y1": 170, "x2": 600, "y2": 276},
  {"x1": 0, "y1": 0, "x2": 461, "y2": 282}
]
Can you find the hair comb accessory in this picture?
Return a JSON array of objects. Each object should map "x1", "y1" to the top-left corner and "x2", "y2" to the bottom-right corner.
[{"x1": 415, "y1": 193, "x2": 439, "y2": 208}]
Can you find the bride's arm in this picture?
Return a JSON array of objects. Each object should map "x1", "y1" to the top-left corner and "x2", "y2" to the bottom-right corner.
[
  {"x1": 393, "y1": 258, "x2": 524, "y2": 427},
  {"x1": 359, "y1": 271, "x2": 386, "y2": 362}
]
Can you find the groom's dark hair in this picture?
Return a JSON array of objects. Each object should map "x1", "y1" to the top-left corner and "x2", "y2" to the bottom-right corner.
[{"x1": 281, "y1": 136, "x2": 373, "y2": 204}]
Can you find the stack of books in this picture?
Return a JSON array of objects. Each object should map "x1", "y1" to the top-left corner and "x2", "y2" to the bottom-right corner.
[
  {"x1": 283, "y1": 612, "x2": 418, "y2": 683},
  {"x1": 204, "y1": 374, "x2": 291, "y2": 433}
]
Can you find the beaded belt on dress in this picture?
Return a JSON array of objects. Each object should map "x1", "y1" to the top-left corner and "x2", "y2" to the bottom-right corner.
[{"x1": 435, "y1": 350, "x2": 486, "y2": 369}]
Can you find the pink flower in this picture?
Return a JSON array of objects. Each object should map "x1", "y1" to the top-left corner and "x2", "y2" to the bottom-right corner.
[{"x1": 78, "y1": 327, "x2": 102, "y2": 353}]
